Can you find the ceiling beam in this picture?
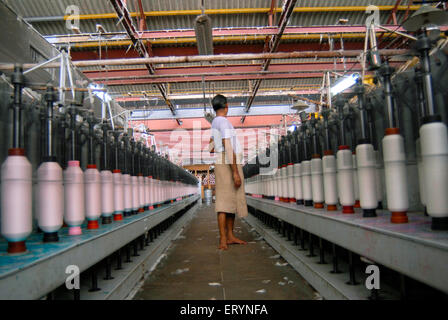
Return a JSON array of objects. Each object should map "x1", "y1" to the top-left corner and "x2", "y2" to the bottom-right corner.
[
  {"x1": 268, "y1": 0, "x2": 278, "y2": 27},
  {"x1": 109, "y1": 0, "x2": 180, "y2": 124},
  {"x1": 114, "y1": 89, "x2": 320, "y2": 102},
  {"x1": 94, "y1": 71, "x2": 326, "y2": 85},
  {"x1": 83, "y1": 62, "x2": 361, "y2": 78},
  {"x1": 86, "y1": 60, "x2": 405, "y2": 85},
  {"x1": 136, "y1": 0, "x2": 147, "y2": 31},
  {"x1": 386, "y1": 0, "x2": 403, "y2": 25},
  {"x1": 70, "y1": 42, "x2": 391, "y2": 61},
  {"x1": 0, "y1": 49, "x2": 408, "y2": 70},
  {"x1": 242, "y1": 0, "x2": 297, "y2": 123},
  {"x1": 45, "y1": 25, "x2": 423, "y2": 46}
]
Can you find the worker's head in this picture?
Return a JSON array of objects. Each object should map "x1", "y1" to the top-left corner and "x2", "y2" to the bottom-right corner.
[{"x1": 212, "y1": 94, "x2": 228, "y2": 116}]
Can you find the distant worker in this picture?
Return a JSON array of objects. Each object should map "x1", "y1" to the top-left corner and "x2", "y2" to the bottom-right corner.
[{"x1": 209, "y1": 94, "x2": 248, "y2": 250}]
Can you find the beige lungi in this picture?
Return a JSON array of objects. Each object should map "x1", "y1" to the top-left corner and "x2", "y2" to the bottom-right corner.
[{"x1": 214, "y1": 152, "x2": 248, "y2": 218}]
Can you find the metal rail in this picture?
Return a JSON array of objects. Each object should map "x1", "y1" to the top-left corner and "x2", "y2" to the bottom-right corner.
[
  {"x1": 0, "y1": 195, "x2": 199, "y2": 299},
  {"x1": 246, "y1": 196, "x2": 448, "y2": 294}
]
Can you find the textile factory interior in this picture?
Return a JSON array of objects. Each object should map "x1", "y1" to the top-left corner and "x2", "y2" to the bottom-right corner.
[{"x1": 0, "y1": 0, "x2": 447, "y2": 303}]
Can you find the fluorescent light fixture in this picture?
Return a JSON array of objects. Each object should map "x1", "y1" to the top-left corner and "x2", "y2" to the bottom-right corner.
[{"x1": 330, "y1": 73, "x2": 360, "y2": 96}]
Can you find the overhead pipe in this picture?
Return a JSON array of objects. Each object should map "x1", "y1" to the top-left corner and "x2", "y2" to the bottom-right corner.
[
  {"x1": 84, "y1": 113, "x2": 101, "y2": 229},
  {"x1": 24, "y1": 6, "x2": 421, "y2": 23},
  {"x1": 46, "y1": 24, "x2": 434, "y2": 47},
  {"x1": 379, "y1": 62, "x2": 409, "y2": 223},
  {"x1": 37, "y1": 86, "x2": 63, "y2": 242},
  {"x1": 416, "y1": 31, "x2": 448, "y2": 230},
  {"x1": 0, "y1": 50, "x2": 407, "y2": 71},
  {"x1": 1, "y1": 65, "x2": 32, "y2": 253},
  {"x1": 321, "y1": 107, "x2": 338, "y2": 211},
  {"x1": 310, "y1": 114, "x2": 324, "y2": 209},
  {"x1": 335, "y1": 96, "x2": 355, "y2": 214},
  {"x1": 57, "y1": 32, "x2": 413, "y2": 48},
  {"x1": 354, "y1": 83, "x2": 378, "y2": 218}
]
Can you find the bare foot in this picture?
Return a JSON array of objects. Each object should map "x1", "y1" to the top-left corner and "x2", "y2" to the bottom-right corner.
[
  {"x1": 227, "y1": 236, "x2": 247, "y2": 245},
  {"x1": 219, "y1": 238, "x2": 228, "y2": 250}
]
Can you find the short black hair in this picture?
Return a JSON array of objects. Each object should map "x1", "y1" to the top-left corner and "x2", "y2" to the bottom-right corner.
[{"x1": 212, "y1": 94, "x2": 227, "y2": 112}]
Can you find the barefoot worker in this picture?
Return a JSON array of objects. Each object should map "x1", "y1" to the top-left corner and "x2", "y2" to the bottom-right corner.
[{"x1": 210, "y1": 94, "x2": 248, "y2": 250}]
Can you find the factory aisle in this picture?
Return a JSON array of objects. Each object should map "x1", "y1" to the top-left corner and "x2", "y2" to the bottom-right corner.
[{"x1": 133, "y1": 202, "x2": 319, "y2": 300}]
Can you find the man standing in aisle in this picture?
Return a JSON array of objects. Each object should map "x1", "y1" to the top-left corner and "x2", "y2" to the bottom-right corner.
[{"x1": 210, "y1": 94, "x2": 248, "y2": 250}]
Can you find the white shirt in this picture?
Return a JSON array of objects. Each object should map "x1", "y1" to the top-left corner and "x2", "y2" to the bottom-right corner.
[{"x1": 211, "y1": 116, "x2": 241, "y2": 154}]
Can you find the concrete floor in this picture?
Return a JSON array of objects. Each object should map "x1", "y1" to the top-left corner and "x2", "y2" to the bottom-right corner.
[{"x1": 133, "y1": 202, "x2": 319, "y2": 300}]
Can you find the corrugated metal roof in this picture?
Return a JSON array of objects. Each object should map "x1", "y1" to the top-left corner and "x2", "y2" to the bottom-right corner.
[
  {"x1": 6, "y1": 0, "x2": 412, "y2": 35},
  {"x1": 8, "y1": 0, "x2": 407, "y2": 18},
  {"x1": 3, "y1": 0, "x2": 414, "y2": 110}
]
